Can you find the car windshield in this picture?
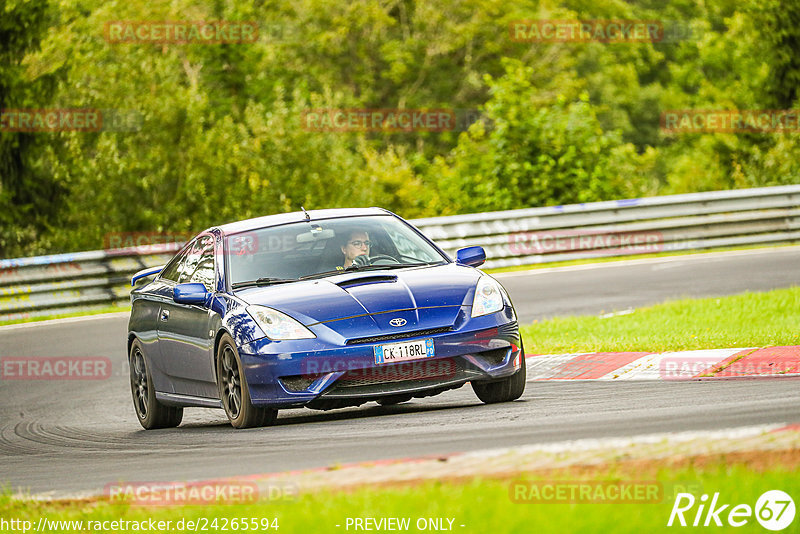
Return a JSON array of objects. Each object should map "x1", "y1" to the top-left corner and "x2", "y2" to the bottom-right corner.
[{"x1": 226, "y1": 215, "x2": 448, "y2": 287}]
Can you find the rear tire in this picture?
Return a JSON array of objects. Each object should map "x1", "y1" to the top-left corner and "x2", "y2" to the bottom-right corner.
[
  {"x1": 129, "y1": 339, "x2": 183, "y2": 429},
  {"x1": 217, "y1": 334, "x2": 277, "y2": 429},
  {"x1": 471, "y1": 348, "x2": 526, "y2": 404}
]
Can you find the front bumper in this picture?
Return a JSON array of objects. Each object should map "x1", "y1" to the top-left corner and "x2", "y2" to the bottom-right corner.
[{"x1": 237, "y1": 310, "x2": 521, "y2": 408}]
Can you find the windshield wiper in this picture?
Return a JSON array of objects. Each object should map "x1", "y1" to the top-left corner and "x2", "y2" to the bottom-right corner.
[
  {"x1": 345, "y1": 262, "x2": 442, "y2": 272},
  {"x1": 232, "y1": 277, "x2": 297, "y2": 289},
  {"x1": 298, "y1": 262, "x2": 445, "y2": 281},
  {"x1": 298, "y1": 270, "x2": 344, "y2": 281}
]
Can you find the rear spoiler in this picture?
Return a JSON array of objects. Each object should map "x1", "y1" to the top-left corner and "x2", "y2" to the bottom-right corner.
[{"x1": 131, "y1": 265, "x2": 165, "y2": 286}]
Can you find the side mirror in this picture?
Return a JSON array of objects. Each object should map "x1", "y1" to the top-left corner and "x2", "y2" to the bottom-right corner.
[
  {"x1": 173, "y1": 283, "x2": 210, "y2": 306},
  {"x1": 456, "y1": 246, "x2": 486, "y2": 267}
]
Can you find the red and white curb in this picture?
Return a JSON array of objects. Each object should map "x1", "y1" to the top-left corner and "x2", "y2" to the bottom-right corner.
[{"x1": 525, "y1": 346, "x2": 800, "y2": 380}]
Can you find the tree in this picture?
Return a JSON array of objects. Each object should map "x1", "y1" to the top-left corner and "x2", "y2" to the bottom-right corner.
[
  {"x1": 749, "y1": 0, "x2": 800, "y2": 109},
  {"x1": 0, "y1": 0, "x2": 65, "y2": 257},
  {"x1": 430, "y1": 60, "x2": 657, "y2": 213}
]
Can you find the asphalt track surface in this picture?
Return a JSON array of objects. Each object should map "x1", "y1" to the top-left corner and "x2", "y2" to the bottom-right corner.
[{"x1": 1, "y1": 247, "x2": 799, "y2": 495}]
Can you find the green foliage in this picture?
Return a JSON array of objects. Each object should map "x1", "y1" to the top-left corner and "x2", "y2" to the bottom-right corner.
[
  {"x1": 2, "y1": 0, "x2": 800, "y2": 257},
  {"x1": 431, "y1": 60, "x2": 657, "y2": 212},
  {"x1": 749, "y1": 0, "x2": 800, "y2": 109},
  {"x1": 0, "y1": 0, "x2": 67, "y2": 257}
]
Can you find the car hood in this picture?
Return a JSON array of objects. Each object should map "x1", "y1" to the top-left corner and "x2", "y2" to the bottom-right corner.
[{"x1": 235, "y1": 263, "x2": 482, "y2": 330}]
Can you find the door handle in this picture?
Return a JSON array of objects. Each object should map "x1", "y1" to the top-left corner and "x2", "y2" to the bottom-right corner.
[{"x1": 160, "y1": 309, "x2": 170, "y2": 321}]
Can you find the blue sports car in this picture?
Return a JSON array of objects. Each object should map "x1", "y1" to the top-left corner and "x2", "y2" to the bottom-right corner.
[{"x1": 127, "y1": 208, "x2": 525, "y2": 429}]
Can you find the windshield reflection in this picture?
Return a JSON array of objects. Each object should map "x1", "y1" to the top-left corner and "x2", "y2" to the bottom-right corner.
[{"x1": 226, "y1": 215, "x2": 447, "y2": 286}]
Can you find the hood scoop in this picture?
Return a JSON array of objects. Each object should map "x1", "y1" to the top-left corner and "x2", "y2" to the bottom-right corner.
[{"x1": 336, "y1": 275, "x2": 398, "y2": 289}]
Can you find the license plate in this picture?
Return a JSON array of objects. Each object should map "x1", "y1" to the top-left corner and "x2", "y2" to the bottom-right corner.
[{"x1": 374, "y1": 338, "x2": 435, "y2": 365}]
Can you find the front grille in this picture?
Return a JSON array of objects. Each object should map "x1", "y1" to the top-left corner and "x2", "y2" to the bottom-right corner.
[
  {"x1": 347, "y1": 327, "x2": 452, "y2": 345},
  {"x1": 336, "y1": 357, "x2": 463, "y2": 387},
  {"x1": 321, "y1": 365, "x2": 485, "y2": 399}
]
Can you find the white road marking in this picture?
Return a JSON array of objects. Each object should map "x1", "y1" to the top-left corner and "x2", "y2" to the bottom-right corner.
[
  {"x1": 526, "y1": 347, "x2": 755, "y2": 381},
  {"x1": 525, "y1": 353, "x2": 589, "y2": 380},
  {"x1": 458, "y1": 423, "x2": 789, "y2": 458},
  {"x1": 0, "y1": 312, "x2": 130, "y2": 332}
]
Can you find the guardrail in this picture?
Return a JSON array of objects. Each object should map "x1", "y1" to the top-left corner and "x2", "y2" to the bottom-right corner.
[
  {"x1": 2, "y1": 185, "x2": 799, "y2": 321},
  {"x1": 0, "y1": 246, "x2": 180, "y2": 322},
  {"x1": 415, "y1": 184, "x2": 800, "y2": 268}
]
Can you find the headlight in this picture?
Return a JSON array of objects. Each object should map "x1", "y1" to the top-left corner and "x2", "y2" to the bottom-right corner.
[
  {"x1": 471, "y1": 276, "x2": 505, "y2": 317},
  {"x1": 247, "y1": 306, "x2": 316, "y2": 340}
]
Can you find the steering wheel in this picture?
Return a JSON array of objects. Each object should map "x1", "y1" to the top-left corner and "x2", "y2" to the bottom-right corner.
[
  {"x1": 368, "y1": 254, "x2": 400, "y2": 265},
  {"x1": 353, "y1": 254, "x2": 399, "y2": 267}
]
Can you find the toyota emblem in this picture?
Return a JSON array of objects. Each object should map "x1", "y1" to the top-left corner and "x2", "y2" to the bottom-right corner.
[{"x1": 389, "y1": 318, "x2": 407, "y2": 327}]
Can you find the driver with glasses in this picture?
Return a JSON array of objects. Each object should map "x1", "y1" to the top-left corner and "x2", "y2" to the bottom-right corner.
[{"x1": 340, "y1": 230, "x2": 371, "y2": 269}]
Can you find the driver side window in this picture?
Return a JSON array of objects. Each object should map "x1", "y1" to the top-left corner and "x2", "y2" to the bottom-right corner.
[
  {"x1": 159, "y1": 240, "x2": 195, "y2": 282},
  {"x1": 178, "y1": 235, "x2": 215, "y2": 291}
]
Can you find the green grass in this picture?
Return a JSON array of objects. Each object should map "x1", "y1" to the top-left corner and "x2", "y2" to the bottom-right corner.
[
  {"x1": 2, "y1": 458, "x2": 797, "y2": 533},
  {"x1": 485, "y1": 243, "x2": 798, "y2": 274},
  {"x1": 0, "y1": 304, "x2": 131, "y2": 327},
  {"x1": 521, "y1": 287, "x2": 800, "y2": 354}
]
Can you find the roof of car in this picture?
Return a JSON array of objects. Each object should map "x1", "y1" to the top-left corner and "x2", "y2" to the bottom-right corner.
[{"x1": 214, "y1": 207, "x2": 392, "y2": 235}]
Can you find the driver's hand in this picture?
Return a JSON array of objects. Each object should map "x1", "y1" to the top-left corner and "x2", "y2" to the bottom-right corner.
[{"x1": 352, "y1": 254, "x2": 370, "y2": 267}]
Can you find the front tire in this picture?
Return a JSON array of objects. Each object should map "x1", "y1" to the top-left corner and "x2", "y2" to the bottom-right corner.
[
  {"x1": 217, "y1": 334, "x2": 277, "y2": 429},
  {"x1": 129, "y1": 339, "x2": 183, "y2": 429},
  {"x1": 471, "y1": 349, "x2": 526, "y2": 404}
]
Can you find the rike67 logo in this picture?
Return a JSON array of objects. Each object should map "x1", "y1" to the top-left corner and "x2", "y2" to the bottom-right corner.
[{"x1": 668, "y1": 490, "x2": 795, "y2": 530}]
